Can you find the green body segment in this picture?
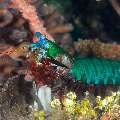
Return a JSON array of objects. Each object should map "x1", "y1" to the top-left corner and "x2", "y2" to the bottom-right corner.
[
  {"x1": 70, "y1": 57, "x2": 120, "y2": 85},
  {"x1": 46, "y1": 41, "x2": 72, "y2": 61},
  {"x1": 47, "y1": 41, "x2": 66, "y2": 58}
]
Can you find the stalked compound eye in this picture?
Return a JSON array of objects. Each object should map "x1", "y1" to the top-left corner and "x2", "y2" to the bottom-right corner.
[
  {"x1": 39, "y1": 35, "x2": 49, "y2": 49},
  {"x1": 35, "y1": 32, "x2": 41, "y2": 39},
  {"x1": 40, "y1": 34, "x2": 46, "y2": 40}
]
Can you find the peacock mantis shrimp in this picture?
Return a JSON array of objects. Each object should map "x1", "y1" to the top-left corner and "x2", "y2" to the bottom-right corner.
[{"x1": 26, "y1": 32, "x2": 120, "y2": 112}]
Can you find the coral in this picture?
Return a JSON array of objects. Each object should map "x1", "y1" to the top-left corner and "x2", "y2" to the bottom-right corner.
[
  {"x1": 74, "y1": 39, "x2": 120, "y2": 60},
  {"x1": 0, "y1": 8, "x2": 33, "y2": 45},
  {"x1": 11, "y1": 0, "x2": 53, "y2": 41},
  {"x1": 0, "y1": 9, "x2": 13, "y2": 28},
  {"x1": 50, "y1": 91, "x2": 120, "y2": 120},
  {"x1": 0, "y1": 42, "x2": 29, "y2": 58},
  {"x1": 51, "y1": 92, "x2": 97, "y2": 120}
]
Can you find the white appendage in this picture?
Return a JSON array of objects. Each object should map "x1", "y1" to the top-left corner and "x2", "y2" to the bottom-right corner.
[{"x1": 36, "y1": 85, "x2": 51, "y2": 112}]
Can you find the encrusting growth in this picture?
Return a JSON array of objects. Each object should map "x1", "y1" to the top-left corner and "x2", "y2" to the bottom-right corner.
[{"x1": 11, "y1": 0, "x2": 53, "y2": 41}]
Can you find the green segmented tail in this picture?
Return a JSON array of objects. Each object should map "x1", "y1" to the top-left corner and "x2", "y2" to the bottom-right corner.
[{"x1": 70, "y1": 57, "x2": 120, "y2": 85}]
